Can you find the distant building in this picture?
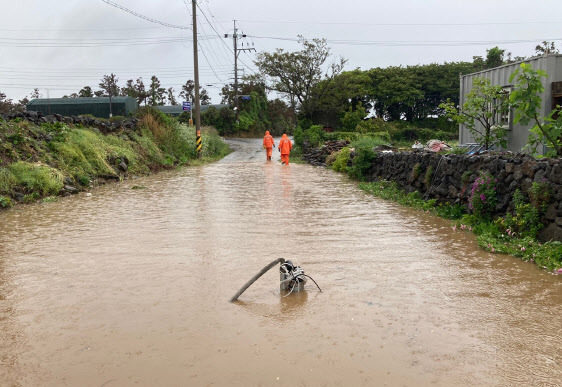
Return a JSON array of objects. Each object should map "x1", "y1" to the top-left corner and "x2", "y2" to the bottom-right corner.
[
  {"x1": 459, "y1": 54, "x2": 562, "y2": 155},
  {"x1": 27, "y1": 97, "x2": 138, "y2": 119},
  {"x1": 155, "y1": 104, "x2": 228, "y2": 116}
]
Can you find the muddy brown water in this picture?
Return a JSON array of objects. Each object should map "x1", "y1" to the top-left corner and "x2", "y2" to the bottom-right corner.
[{"x1": 0, "y1": 139, "x2": 561, "y2": 386}]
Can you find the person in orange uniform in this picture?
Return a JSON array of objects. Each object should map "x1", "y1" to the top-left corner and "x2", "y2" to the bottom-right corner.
[
  {"x1": 278, "y1": 134, "x2": 293, "y2": 165},
  {"x1": 263, "y1": 131, "x2": 275, "y2": 161}
]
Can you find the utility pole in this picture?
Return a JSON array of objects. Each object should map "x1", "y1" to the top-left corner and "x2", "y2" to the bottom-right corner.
[
  {"x1": 225, "y1": 20, "x2": 255, "y2": 120},
  {"x1": 192, "y1": 0, "x2": 202, "y2": 158}
]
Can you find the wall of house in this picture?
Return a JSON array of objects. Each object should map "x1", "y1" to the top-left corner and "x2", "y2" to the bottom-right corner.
[{"x1": 459, "y1": 54, "x2": 562, "y2": 155}]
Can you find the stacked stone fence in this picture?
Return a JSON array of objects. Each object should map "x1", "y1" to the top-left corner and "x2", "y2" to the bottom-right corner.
[
  {"x1": 0, "y1": 110, "x2": 139, "y2": 134},
  {"x1": 302, "y1": 141, "x2": 562, "y2": 242},
  {"x1": 367, "y1": 152, "x2": 562, "y2": 242}
]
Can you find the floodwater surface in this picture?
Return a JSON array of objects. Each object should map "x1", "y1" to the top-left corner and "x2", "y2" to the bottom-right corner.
[{"x1": 0, "y1": 139, "x2": 561, "y2": 386}]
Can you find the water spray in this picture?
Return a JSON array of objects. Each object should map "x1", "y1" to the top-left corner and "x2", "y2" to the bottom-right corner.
[{"x1": 230, "y1": 258, "x2": 321, "y2": 302}]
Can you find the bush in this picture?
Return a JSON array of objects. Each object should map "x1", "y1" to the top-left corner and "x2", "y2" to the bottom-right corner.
[
  {"x1": 496, "y1": 189, "x2": 543, "y2": 238},
  {"x1": 331, "y1": 147, "x2": 351, "y2": 172},
  {"x1": 468, "y1": 171, "x2": 497, "y2": 219},
  {"x1": 293, "y1": 127, "x2": 304, "y2": 148},
  {"x1": 0, "y1": 195, "x2": 13, "y2": 208},
  {"x1": 347, "y1": 146, "x2": 376, "y2": 181},
  {"x1": 109, "y1": 115, "x2": 126, "y2": 123},
  {"x1": 0, "y1": 167, "x2": 17, "y2": 194},
  {"x1": 303, "y1": 125, "x2": 325, "y2": 147},
  {"x1": 9, "y1": 162, "x2": 64, "y2": 196},
  {"x1": 350, "y1": 135, "x2": 388, "y2": 150}
]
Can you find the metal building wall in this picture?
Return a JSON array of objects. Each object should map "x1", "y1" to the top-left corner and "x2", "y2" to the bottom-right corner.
[{"x1": 459, "y1": 54, "x2": 562, "y2": 155}]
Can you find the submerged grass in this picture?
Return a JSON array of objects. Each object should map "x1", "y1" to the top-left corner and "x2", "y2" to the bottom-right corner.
[{"x1": 359, "y1": 180, "x2": 562, "y2": 272}]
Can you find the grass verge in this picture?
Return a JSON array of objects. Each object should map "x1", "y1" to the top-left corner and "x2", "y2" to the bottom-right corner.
[{"x1": 359, "y1": 180, "x2": 562, "y2": 273}]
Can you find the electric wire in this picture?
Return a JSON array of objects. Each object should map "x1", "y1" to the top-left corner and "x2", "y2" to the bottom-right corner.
[{"x1": 99, "y1": 0, "x2": 190, "y2": 30}]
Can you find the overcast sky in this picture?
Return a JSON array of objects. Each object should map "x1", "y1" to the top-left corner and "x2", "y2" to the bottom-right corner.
[{"x1": 2, "y1": 0, "x2": 562, "y2": 103}]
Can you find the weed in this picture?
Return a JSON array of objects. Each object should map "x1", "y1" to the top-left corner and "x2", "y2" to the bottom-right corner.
[
  {"x1": 331, "y1": 147, "x2": 351, "y2": 172},
  {"x1": 9, "y1": 162, "x2": 63, "y2": 196},
  {"x1": 412, "y1": 163, "x2": 422, "y2": 180},
  {"x1": 424, "y1": 165, "x2": 434, "y2": 187},
  {"x1": 0, "y1": 195, "x2": 13, "y2": 208}
]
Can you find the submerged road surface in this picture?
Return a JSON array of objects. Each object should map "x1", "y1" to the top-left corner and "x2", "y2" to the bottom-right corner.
[{"x1": 0, "y1": 139, "x2": 561, "y2": 386}]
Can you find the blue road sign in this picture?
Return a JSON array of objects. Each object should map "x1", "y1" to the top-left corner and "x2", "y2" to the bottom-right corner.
[
  {"x1": 241, "y1": 96, "x2": 251, "y2": 100},
  {"x1": 182, "y1": 101, "x2": 191, "y2": 111}
]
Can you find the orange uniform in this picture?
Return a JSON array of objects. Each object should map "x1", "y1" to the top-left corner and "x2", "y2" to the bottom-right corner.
[
  {"x1": 263, "y1": 131, "x2": 275, "y2": 161},
  {"x1": 278, "y1": 134, "x2": 292, "y2": 165}
]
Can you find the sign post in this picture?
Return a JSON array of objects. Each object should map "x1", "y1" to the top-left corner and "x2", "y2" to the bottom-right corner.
[{"x1": 183, "y1": 100, "x2": 192, "y2": 126}]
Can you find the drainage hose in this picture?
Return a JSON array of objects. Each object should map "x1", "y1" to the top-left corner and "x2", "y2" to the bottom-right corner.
[{"x1": 230, "y1": 258, "x2": 286, "y2": 302}]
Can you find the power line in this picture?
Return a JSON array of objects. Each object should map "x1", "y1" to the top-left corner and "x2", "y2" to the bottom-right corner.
[
  {"x1": 99, "y1": 0, "x2": 190, "y2": 30},
  {"x1": 249, "y1": 35, "x2": 562, "y2": 47},
  {"x1": 227, "y1": 19, "x2": 562, "y2": 27}
]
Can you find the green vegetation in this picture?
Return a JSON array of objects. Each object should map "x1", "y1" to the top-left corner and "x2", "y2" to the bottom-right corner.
[
  {"x1": 356, "y1": 178, "x2": 561, "y2": 272},
  {"x1": 441, "y1": 77, "x2": 509, "y2": 150},
  {"x1": 0, "y1": 107, "x2": 229, "y2": 207},
  {"x1": 509, "y1": 63, "x2": 562, "y2": 157},
  {"x1": 331, "y1": 147, "x2": 350, "y2": 172}
]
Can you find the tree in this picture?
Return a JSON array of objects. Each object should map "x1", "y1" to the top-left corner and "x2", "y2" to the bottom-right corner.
[
  {"x1": 441, "y1": 77, "x2": 509, "y2": 150},
  {"x1": 30, "y1": 88, "x2": 42, "y2": 99},
  {"x1": 535, "y1": 41, "x2": 559, "y2": 56},
  {"x1": 255, "y1": 36, "x2": 346, "y2": 114},
  {"x1": 121, "y1": 79, "x2": 136, "y2": 98},
  {"x1": 134, "y1": 78, "x2": 148, "y2": 106},
  {"x1": 180, "y1": 80, "x2": 210, "y2": 105},
  {"x1": 148, "y1": 75, "x2": 166, "y2": 106},
  {"x1": 78, "y1": 86, "x2": 94, "y2": 97},
  {"x1": 0, "y1": 91, "x2": 14, "y2": 114},
  {"x1": 99, "y1": 74, "x2": 120, "y2": 97},
  {"x1": 485, "y1": 47, "x2": 505, "y2": 69},
  {"x1": 167, "y1": 87, "x2": 178, "y2": 106},
  {"x1": 509, "y1": 63, "x2": 562, "y2": 156},
  {"x1": 341, "y1": 101, "x2": 367, "y2": 131},
  {"x1": 99, "y1": 74, "x2": 120, "y2": 117}
]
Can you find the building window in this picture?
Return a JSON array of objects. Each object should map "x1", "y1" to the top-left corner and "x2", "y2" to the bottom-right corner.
[{"x1": 494, "y1": 86, "x2": 511, "y2": 130}]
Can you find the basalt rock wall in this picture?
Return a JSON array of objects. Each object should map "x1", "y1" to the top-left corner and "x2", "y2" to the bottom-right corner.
[
  {"x1": 365, "y1": 151, "x2": 562, "y2": 242},
  {"x1": 0, "y1": 110, "x2": 139, "y2": 134}
]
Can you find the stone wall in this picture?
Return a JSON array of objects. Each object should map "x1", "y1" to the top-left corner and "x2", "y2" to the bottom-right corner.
[
  {"x1": 365, "y1": 151, "x2": 562, "y2": 242},
  {"x1": 0, "y1": 110, "x2": 139, "y2": 134}
]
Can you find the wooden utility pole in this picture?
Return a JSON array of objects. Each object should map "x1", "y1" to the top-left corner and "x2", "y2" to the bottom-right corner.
[{"x1": 192, "y1": 0, "x2": 202, "y2": 158}]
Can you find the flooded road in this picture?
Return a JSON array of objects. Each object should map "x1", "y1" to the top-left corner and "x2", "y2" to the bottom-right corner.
[{"x1": 1, "y1": 138, "x2": 561, "y2": 386}]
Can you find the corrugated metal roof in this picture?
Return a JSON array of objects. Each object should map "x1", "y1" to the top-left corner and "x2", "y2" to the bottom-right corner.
[
  {"x1": 461, "y1": 54, "x2": 562, "y2": 79},
  {"x1": 27, "y1": 97, "x2": 135, "y2": 105}
]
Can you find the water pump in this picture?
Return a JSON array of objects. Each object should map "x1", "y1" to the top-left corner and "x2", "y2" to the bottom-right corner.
[
  {"x1": 280, "y1": 260, "x2": 307, "y2": 295},
  {"x1": 229, "y1": 258, "x2": 322, "y2": 302}
]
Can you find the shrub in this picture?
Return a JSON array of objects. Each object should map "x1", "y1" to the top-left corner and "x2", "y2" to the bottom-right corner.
[
  {"x1": 468, "y1": 171, "x2": 497, "y2": 219},
  {"x1": 331, "y1": 147, "x2": 351, "y2": 172},
  {"x1": 529, "y1": 181, "x2": 551, "y2": 212},
  {"x1": 0, "y1": 167, "x2": 17, "y2": 194},
  {"x1": 293, "y1": 126, "x2": 304, "y2": 148},
  {"x1": 496, "y1": 189, "x2": 543, "y2": 238},
  {"x1": 303, "y1": 125, "x2": 325, "y2": 147},
  {"x1": 347, "y1": 146, "x2": 376, "y2": 181},
  {"x1": 109, "y1": 115, "x2": 126, "y2": 123},
  {"x1": 9, "y1": 162, "x2": 64, "y2": 196},
  {"x1": 350, "y1": 135, "x2": 388, "y2": 150},
  {"x1": 0, "y1": 195, "x2": 13, "y2": 208}
]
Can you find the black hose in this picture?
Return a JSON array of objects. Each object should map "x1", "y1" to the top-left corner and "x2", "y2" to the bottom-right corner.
[
  {"x1": 230, "y1": 258, "x2": 286, "y2": 302},
  {"x1": 303, "y1": 274, "x2": 322, "y2": 292}
]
